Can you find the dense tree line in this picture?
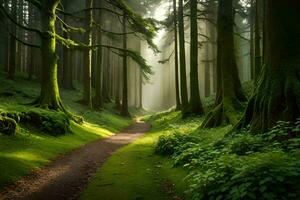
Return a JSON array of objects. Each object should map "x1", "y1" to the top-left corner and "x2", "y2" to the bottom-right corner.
[
  {"x1": 163, "y1": 0, "x2": 299, "y2": 133},
  {"x1": 0, "y1": 0, "x2": 299, "y2": 134},
  {"x1": 0, "y1": 0, "x2": 158, "y2": 120}
]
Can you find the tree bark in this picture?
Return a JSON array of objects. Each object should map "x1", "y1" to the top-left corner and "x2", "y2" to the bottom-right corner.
[
  {"x1": 173, "y1": 0, "x2": 181, "y2": 111},
  {"x1": 7, "y1": 2, "x2": 17, "y2": 80},
  {"x1": 178, "y1": 0, "x2": 188, "y2": 115},
  {"x1": 61, "y1": 25, "x2": 74, "y2": 89},
  {"x1": 201, "y1": 0, "x2": 246, "y2": 128},
  {"x1": 254, "y1": 0, "x2": 262, "y2": 81},
  {"x1": 120, "y1": 14, "x2": 130, "y2": 117},
  {"x1": 37, "y1": 0, "x2": 63, "y2": 110},
  {"x1": 93, "y1": 4, "x2": 103, "y2": 109},
  {"x1": 81, "y1": 0, "x2": 93, "y2": 108},
  {"x1": 239, "y1": 0, "x2": 300, "y2": 133},
  {"x1": 188, "y1": 0, "x2": 204, "y2": 115}
]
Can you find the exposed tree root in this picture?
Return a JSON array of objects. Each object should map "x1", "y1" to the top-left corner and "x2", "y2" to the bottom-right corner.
[
  {"x1": 0, "y1": 116, "x2": 17, "y2": 135},
  {"x1": 201, "y1": 97, "x2": 243, "y2": 128},
  {"x1": 31, "y1": 97, "x2": 83, "y2": 124},
  {"x1": 236, "y1": 66, "x2": 300, "y2": 133}
]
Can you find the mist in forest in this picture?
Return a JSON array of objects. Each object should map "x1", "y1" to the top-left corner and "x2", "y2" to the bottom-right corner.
[{"x1": 139, "y1": 1, "x2": 251, "y2": 111}]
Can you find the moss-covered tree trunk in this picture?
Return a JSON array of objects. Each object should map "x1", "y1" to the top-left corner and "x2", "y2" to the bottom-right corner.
[
  {"x1": 188, "y1": 0, "x2": 204, "y2": 115},
  {"x1": 120, "y1": 14, "x2": 130, "y2": 117},
  {"x1": 37, "y1": 0, "x2": 63, "y2": 110},
  {"x1": 173, "y1": 0, "x2": 181, "y2": 111},
  {"x1": 239, "y1": 0, "x2": 300, "y2": 133},
  {"x1": 178, "y1": 0, "x2": 188, "y2": 115},
  {"x1": 201, "y1": 0, "x2": 246, "y2": 128},
  {"x1": 82, "y1": 0, "x2": 93, "y2": 108}
]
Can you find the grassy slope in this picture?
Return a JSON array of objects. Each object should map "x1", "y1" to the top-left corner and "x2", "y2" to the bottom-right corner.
[
  {"x1": 81, "y1": 111, "x2": 201, "y2": 200},
  {"x1": 0, "y1": 73, "x2": 131, "y2": 189}
]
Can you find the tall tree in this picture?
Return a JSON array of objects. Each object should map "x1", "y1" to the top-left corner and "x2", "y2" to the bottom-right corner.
[
  {"x1": 253, "y1": 0, "x2": 262, "y2": 81},
  {"x1": 120, "y1": 13, "x2": 130, "y2": 117},
  {"x1": 188, "y1": 0, "x2": 204, "y2": 115},
  {"x1": 7, "y1": 2, "x2": 17, "y2": 80},
  {"x1": 61, "y1": 22, "x2": 74, "y2": 89},
  {"x1": 178, "y1": 0, "x2": 188, "y2": 115},
  {"x1": 172, "y1": 0, "x2": 181, "y2": 110},
  {"x1": 201, "y1": 0, "x2": 246, "y2": 128},
  {"x1": 81, "y1": 0, "x2": 93, "y2": 108},
  {"x1": 93, "y1": 4, "x2": 103, "y2": 109},
  {"x1": 239, "y1": 0, "x2": 300, "y2": 133},
  {"x1": 37, "y1": 0, "x2": 64, "y2": 110}
]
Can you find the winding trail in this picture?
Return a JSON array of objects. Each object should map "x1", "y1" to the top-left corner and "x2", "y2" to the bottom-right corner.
[{"x1": 0, "y1": 120, "x2": 151, "y2": 200}]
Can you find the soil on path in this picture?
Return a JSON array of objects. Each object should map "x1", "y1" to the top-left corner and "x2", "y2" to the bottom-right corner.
[{"x1": 0, "y1": 120, "x2": 151, "y2": 200}]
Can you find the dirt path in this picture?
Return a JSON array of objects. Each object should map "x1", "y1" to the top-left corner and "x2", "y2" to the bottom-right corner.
[{"x1": 0, "y1": 120, "x2": 151, "y2": 200}]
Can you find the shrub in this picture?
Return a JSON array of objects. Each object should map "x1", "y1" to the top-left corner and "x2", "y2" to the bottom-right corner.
[
  {"x1": 227, "y1": 133, "x2": 264, "y2": 155},
  {"x1": 0, "y1": 109, "x2": 70, "y2": 136},
  {"x1": 188, "y1": 153, "x2": 300, "y2": 200},
  {"x1": 24, "y1": 110, "x2": 70, "y2": 136},
  {"x1": 155, "y1": 117, "x2": 300, "y2": 200},
  {"x1": 155, "y1": 132, "x2": 198, "y2": 156}
]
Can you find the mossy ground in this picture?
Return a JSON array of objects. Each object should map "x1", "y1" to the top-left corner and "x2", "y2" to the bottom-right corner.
[{"x1": 0, "y1": 72, "x2": 131, "y2": 189}]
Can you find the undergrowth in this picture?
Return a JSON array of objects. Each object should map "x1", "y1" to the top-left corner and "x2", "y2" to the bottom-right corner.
[{"x1": 154, "y1": 111, "x2": 300, "y2": 200}]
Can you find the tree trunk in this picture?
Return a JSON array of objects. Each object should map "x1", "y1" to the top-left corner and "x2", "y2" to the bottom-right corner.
[
  {"x1": 239, "y1": 0, "x2": 300, "y2": 133},
  {"x1": 27, "y1": 3, "x2": 35, "y2": 80},
  {"x1": 115, "y1": 56, "x2": 121, "y2": 110},
  {"x1": 178, "y1": 0, "x2": 188, "y2": 115},
  {"x1": 93, "y1": 4, "x2": 103, "y2": 109},
  {"x1": 7, "y1": 2, "x2": 17, "y2": 80},
  {"x1": 201, "y1": 0, "x2": 246, "y2": 128},
  {"x1": 173, "y1": 0, "x2": 181, "y2": 111},
  {"x1": 249, "y1": 0, "x2": 255, "y2": 80},
  {"x1": 139, "y1": 68, "x2": 143, "y2": 109},
  {"x1": 61, "y1": 17, "x2": 74, "y2": 89},
  {"x1": 120, "y1": 14, "x2": 130, "y2": 117},
  {"x1": 188, "y1": 0, "x2": 204, "y2": 115},
  {"x1": 254, "y1": 0, "x2": 262, "y2": 81},
  {"x1": 81, "y1": 0, "x2": 93, "y2": 108},
  {"x1": 37, "y1": 0, "x2": 63, "y2": 110},
  {"x1": 102, "y1": 48, "x2": 111, "y2": 103}
]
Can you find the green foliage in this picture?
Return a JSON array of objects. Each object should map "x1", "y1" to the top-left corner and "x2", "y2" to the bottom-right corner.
[
  {"x1": 115, "y1": 0, "x2": 159, "y2": 52},
  {"x1": 263, "y1": 120, "x2": 300, "y2": 141},
  {"x1": 154, "y1": 111, "x2": 300, "y2": 200},
  {"x1": 126, "y1": 49, "x2": 154, "y2": 81},
  {"x1": 226, "y1": 133, "x2": 263, "y2": 155},
  {"x1": 155, "y1": 132, "x2": 198, "y2": 156}
]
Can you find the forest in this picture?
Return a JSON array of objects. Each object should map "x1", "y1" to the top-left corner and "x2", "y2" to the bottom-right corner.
[{"x1": 0, "y1": 0, "x2": 299, "y2": 199}]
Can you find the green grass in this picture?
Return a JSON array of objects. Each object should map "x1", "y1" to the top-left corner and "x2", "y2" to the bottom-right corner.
[
  {"x1": 0, "y1": 73, "x2": 131, "y2": 189},
  {"x1": 81, "y1": 111, "x2": 204, "y2": 200}
]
